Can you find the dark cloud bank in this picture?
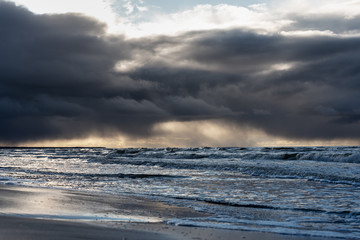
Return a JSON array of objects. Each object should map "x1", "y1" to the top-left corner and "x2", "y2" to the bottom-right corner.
[{"x1": 1, "y1": 1, "x2": 360, "y2": 145}]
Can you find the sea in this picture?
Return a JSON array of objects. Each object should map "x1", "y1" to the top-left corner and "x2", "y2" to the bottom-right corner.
[{"x1": 0, "y1": 146, "x2": 360, "y2": 239}]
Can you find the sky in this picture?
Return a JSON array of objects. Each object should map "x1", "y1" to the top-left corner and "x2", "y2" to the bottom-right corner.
[{"x1": 0, "y1": 0, "x2": 360, "y2": 147}]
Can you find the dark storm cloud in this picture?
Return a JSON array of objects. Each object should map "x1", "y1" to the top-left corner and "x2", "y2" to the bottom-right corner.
[
  {"x1": 129, "y1": 30, "x2": 360, "y2": 140},
  {"x1": 1, "y1": 1, "x2": 360, "y2": 144},
  {"x1": 0, "y1": 1, "x2": 150, "y2": 142}
]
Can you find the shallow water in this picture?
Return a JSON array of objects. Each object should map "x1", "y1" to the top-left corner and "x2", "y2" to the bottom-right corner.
[{"x1": 0, "y1": 146, "x2": 359, "y2": 238}]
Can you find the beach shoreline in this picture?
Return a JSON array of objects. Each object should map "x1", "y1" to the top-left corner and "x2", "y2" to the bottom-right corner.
[{"x1": 0, "y1": 184, "x2": 337, "y2": 240}]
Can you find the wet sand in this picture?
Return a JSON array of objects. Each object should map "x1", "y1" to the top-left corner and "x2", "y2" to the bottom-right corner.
[
  {"x1": 0, "y1": 215, "x2": 172, "y2": 240},
  {"x1": 0, "y1": 184, "x2": 334, "y2": 240}
]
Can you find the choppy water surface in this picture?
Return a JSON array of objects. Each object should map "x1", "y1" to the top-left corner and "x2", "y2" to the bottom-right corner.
[{"x1": 1, "y1": 146, "x2": 360, "y2": 238}]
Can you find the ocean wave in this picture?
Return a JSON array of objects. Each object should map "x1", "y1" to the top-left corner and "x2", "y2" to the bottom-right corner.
[
  {"x1": 100, "y1": 147, "x2": 360, "y2": 163},
  {"x1": 0, "y1": 167, "x2": 186, "y2": 180},
  {"x1": 166, "y1": 195, "x2": 360, "y2": 216},
  {"x1": 86, "y1": 149, "x2": 360, "y2": 185}
]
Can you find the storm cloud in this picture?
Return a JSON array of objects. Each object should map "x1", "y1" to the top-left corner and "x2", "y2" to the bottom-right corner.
[{"x1": 1, "y1": 1, "x2": 360, "y2": 145}]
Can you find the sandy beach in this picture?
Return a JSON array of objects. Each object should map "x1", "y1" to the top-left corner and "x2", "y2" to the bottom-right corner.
[{"x1": 0, "y1": 184, "x2": 336, "y2": 240}]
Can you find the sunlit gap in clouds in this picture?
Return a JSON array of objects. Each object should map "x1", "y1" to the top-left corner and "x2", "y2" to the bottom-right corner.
[
  {"x1": 10, "y1": 0, "x2": 290, "y2": 38},
  {"x1": 10, "y1": 0, "x2": 360, "y2": 39},
  {"x1": 12, "y1": 120, "x2": 360, "y2": 148}
]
